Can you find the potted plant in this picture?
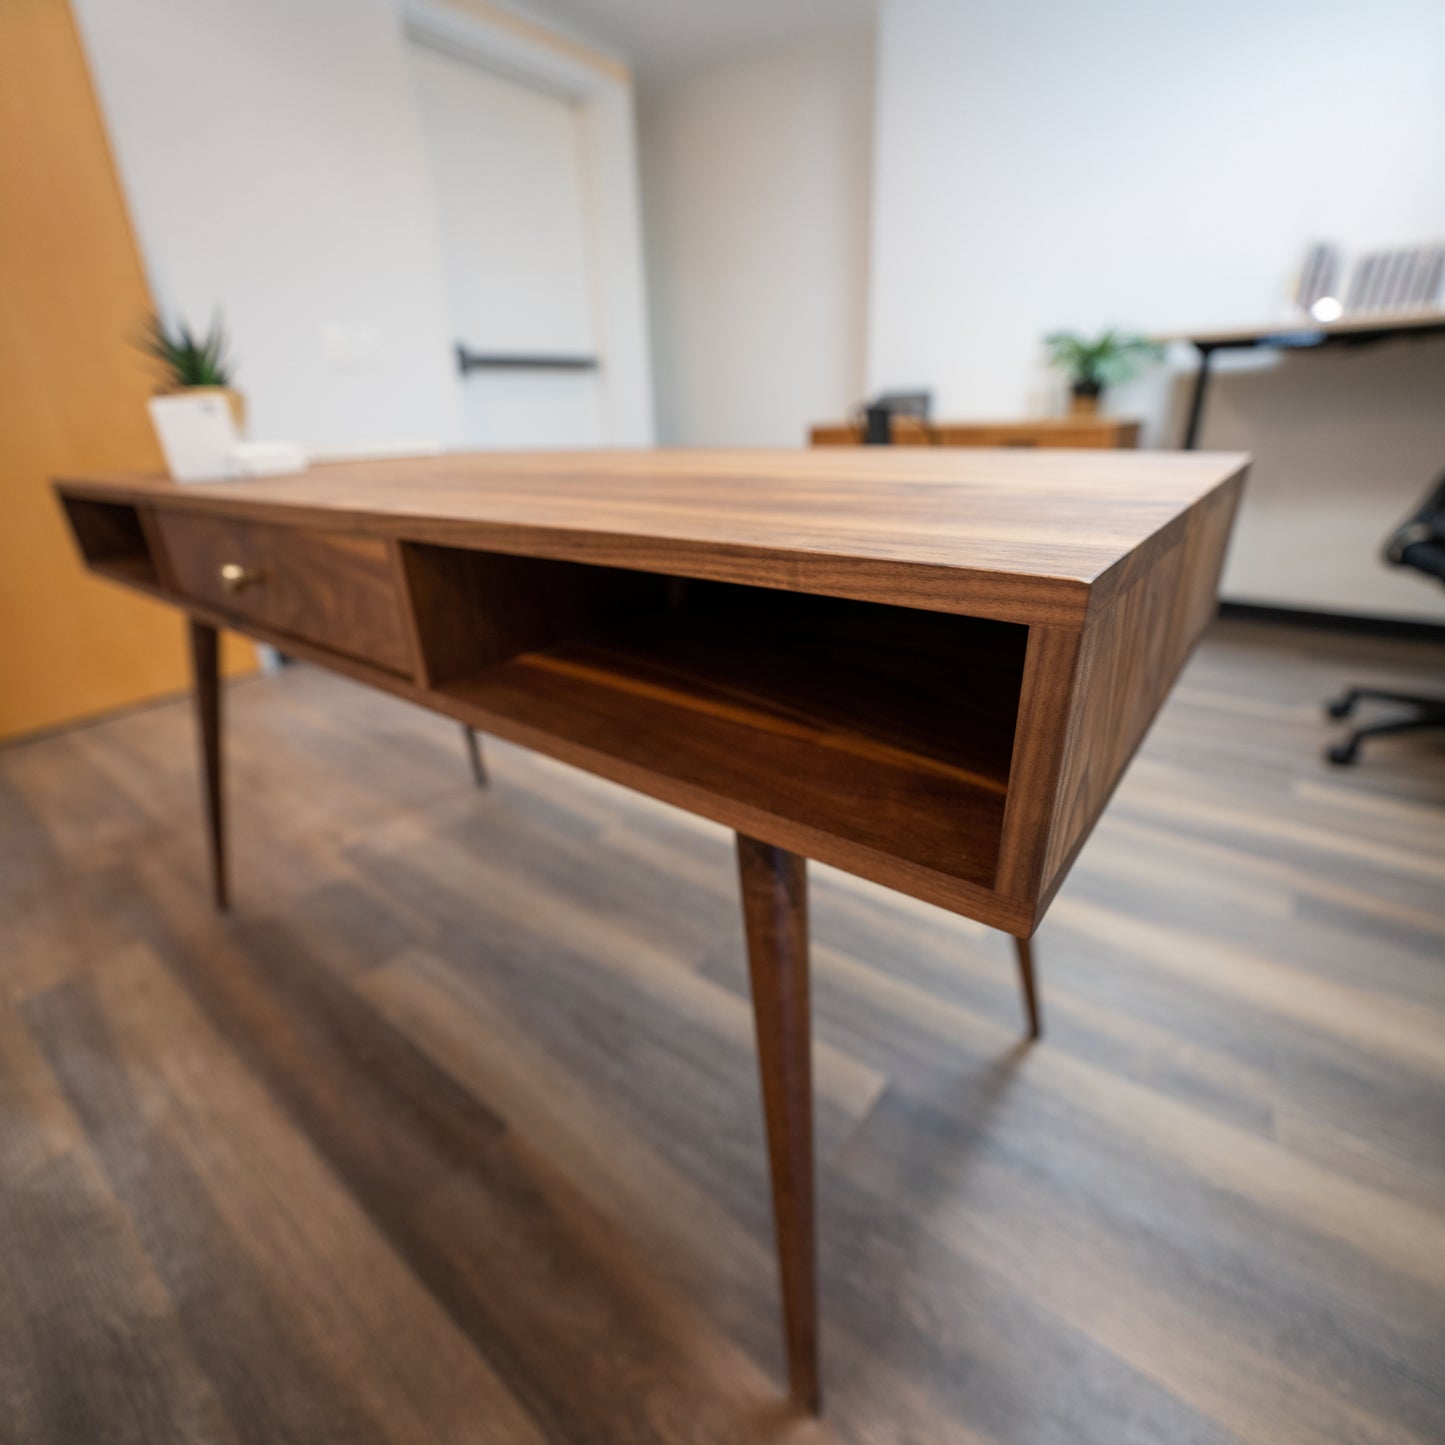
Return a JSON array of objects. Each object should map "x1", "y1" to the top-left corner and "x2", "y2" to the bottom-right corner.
[
  {"x1": 1044, "y1": 328, "x2": 1164, "y2": 414},
  {"x1": 142, "y1": 311, "x2": 244, "y2": 429},
  {"x1": 140, "y1": 311, "x2": 244, "y2": 482}
]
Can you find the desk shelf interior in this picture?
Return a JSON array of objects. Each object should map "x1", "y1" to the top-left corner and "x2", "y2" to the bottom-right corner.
[
  {"x1": 61, "y1": 496, "x2": 163, "y2": 590},
  {"x1": 402, "y1": 542, "x2": 1028, "y2": 888}
]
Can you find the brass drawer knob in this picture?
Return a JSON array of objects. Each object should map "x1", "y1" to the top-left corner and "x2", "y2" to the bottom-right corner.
[{"x1": 219, "y1": 562, "x2": 264, "y2": 595}]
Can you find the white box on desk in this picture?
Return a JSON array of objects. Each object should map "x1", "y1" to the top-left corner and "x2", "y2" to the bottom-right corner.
[{"x1": 147, "y1": 393, "x2": 239, "y2": 482}]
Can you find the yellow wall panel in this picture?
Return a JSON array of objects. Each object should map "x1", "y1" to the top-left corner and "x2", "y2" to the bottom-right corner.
[{"x1": 0, "y1": 0, "x2": 251, "y2": 743}]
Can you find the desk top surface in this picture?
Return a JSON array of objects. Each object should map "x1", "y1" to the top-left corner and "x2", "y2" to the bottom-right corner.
[
  {"x1": 59, "y1": 448, "x2": 1247, "y2": 628},
  {"x1": 1154, "y1": 307, "x2": 1445, "y2": 347}
]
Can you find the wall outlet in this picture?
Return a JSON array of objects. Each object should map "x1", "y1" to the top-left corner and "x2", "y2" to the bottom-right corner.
[{"x1": 322, "y1": 322, "x2": 383, "y2": 369}]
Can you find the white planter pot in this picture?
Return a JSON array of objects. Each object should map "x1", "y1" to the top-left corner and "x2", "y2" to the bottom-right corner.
[{"x1": 147, "y1": 392, "x2": 241, "y2": 483}]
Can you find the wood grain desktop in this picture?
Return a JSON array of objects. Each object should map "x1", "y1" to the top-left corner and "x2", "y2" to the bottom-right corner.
[{"x1": 55, "y1": 446, "x2": 1247, "y2": 1411}]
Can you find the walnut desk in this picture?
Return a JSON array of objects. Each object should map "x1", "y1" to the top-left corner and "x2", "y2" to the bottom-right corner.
[{"x1": 55, "y1": 448, "x2": 1247, "y2": 1413}]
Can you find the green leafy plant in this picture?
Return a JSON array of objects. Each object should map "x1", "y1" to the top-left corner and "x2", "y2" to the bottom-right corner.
[
  {"x1": 141, "y1": 311, "x2": 235, "y2": 389},
  {"x1": 1043, "y1": 328, "x2": 1163, "y2": 396}
]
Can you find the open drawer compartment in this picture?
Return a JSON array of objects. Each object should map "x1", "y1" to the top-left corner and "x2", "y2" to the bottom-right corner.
[{"x1": 400, "y1": 542, "x2": 1028, "y2": 889}]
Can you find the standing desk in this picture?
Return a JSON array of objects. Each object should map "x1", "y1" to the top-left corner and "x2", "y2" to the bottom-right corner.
[
  {"x1": 1160, "y1": 308, "x2": 1445, "y2": 449},
  {"x1": 55, "y1": 448, "x2": 1247, "y2": 1412}
]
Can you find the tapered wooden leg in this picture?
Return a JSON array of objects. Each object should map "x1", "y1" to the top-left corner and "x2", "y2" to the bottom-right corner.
[
  {"x1": 736, "y1": 833, "x2": 819, "y2": 1413},
  {"x1": 188, "y1": 618, "x2": 227, "y2": 912},
  {"x1": 461, "y1": 726, "x2": 489, "y2": 787},
  {"x1": 1014, "y1": 935, "x2": 1041, "y2": 1040}
]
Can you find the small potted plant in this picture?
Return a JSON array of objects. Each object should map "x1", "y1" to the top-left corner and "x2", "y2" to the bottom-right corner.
[
  {"x1": 1044, "y1": 328, "x2": 1163, "y2": 414},
  {"x1": 142, "y1": 311, "x2": 244, "y2": 428},
  {"x1": 141, "y1": 311, "x2": 244, "y2": 481}
]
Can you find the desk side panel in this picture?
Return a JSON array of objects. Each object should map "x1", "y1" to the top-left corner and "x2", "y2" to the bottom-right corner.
[
  {"x1": 1037, "y1": 474, "x2": 1244, "y2": 908},
  {"x1": 992, "y1": 625, "x2": 1085, "y2": 917}
]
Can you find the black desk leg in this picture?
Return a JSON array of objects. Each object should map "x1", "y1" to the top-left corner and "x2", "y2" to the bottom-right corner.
[
  {"x1": 1181, "y1": 344, "x2": 1215, "y2": 450},
  {"x1": 462, "y1": 726, "x2": 489, "y2": 787},
  {"x1": 1014, "y1": 936, "x2": 1042, "y2": 1039}
]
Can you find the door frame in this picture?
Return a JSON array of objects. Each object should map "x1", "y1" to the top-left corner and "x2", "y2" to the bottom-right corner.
[{"x1": 404, "y1": 0, "x2": 654, "y2": 446}]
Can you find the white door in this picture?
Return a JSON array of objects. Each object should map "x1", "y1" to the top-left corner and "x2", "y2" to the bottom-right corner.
[{"x1": 409, "y1": 41, "x2": 602, "y2": 448}]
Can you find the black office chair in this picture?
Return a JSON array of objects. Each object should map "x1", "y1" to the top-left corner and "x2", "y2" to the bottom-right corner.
[{"x1": 1325, "y1": 473, "x2": 1445, "y2": 764}]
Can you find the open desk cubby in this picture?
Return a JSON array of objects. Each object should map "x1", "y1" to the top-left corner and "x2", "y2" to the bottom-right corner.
[
  {"x1": 400, "y1": 542, "x2": 1028, "y2": 889},
  {"x1": 60, "y1": 496, "x2": 166, "y2": 593}
]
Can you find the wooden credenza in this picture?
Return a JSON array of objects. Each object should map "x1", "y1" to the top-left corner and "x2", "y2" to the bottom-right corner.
[
  {"x1": 810, "y1": 416, "x2": 1141, "y2": 449},
  {"x1": 56, "y1": 447, "x2": 1246, "y2": 1413}
]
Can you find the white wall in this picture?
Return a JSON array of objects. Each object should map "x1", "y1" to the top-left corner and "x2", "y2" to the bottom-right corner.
[
  {"x1": 639, "y1": 27, "x2": 874, "y2": 446},
  {"x1": 869, "y1": 0, "x2": 1445, "y2": 620},
  {"x1": 74, "y1": 0, "x2": 465, "y2": 452},
  {"x1": 74, "y1": 0, "x2": 655, "y2": 454}
]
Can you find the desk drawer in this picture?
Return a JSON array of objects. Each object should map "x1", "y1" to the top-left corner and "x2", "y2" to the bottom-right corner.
[{"x1": 155, "y1": 512, "x2": 414, "y2": 673}]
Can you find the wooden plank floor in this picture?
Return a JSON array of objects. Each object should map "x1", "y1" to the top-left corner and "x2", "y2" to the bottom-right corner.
[{"x1": 2, "y1": 617, "x2": 1443, "y2": 1445}]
